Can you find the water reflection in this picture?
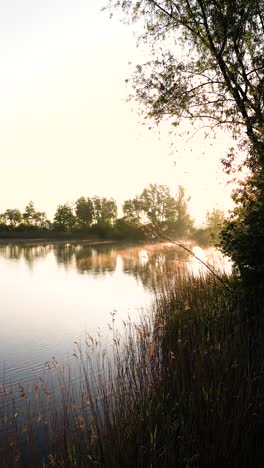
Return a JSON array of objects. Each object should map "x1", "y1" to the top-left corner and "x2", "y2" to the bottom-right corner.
[
  {"x1": 0, "y1": 241, "x2": 231, "y2": 393},
  {"x1": 0, "y1": 244, "x2": 52, "y2": 267},
  {"x1": 57, "y1": 242, "x2": 231, "y2": 285},
  {"x1": 54, "y1": 243, "x2": 77, "y2": 270},
  {"x1": 0, "y1": 241, "x2": 231, "y2": 291},
  {"x1": 74, "y1": 246, "x2": 118, "y2": 275},
  {"x1": 56, "y1": 243, "x2": 193, "y2": 290}
]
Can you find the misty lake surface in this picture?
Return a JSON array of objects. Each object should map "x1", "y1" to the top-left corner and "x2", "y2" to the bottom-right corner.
[{"x1": 0, "y1": 241, "x2": 230, "y2": 389}]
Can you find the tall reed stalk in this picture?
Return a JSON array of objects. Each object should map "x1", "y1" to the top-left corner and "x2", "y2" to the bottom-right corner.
[{"x1": 1, "y1": 270, "x2": 264, "y2": 467}]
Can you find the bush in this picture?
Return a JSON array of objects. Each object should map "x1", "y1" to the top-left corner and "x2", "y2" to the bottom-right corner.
[
  {"x1": 191, "y1": 228, "x2": 210, "y2": 247},
  {"x1": 113, "y1": 218, "x2": 146, "y2": 240}
]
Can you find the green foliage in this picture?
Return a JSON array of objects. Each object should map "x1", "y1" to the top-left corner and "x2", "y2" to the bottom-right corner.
[
  {"x1": 3, "y1": 208, "x2": 22, "y2": 227},
  {"x1": 23, "y1": 201, "x2": 48, "y2": 229},
  {"x1": 107, "y1": 0, "x2": 263, "y2": 151},
  {"x1": 123, "y1": 184, "x2": 193, "y2": 238},
  {"x1": 92, "y1": 196, "x2": 117, "y2": 226},
  {"x1": 107, "y1": 0, "x2": 264, "y2": 285},
  {"x1": 0, "y1": 188, "x2": 211, "y2": 244},
  {"x1": 123, "y1": 197, "x2": 142, "y2": 225},
  {"x1": 192, "y1": 227, "x2": 210, "y2": 246},
  {"x1": 206, "y1": 208, "x2": 225, "y2": 244},
  {"x1": 0, "y1": 203, "x2": 48, "y2": 232},
  {"x1": 53, "y1": 203, "x2": 76, "y2": 232},
  {"x1": 114, "y1": 218, "x2": 146, "y2": 240},
  {"x1": 220, "y1": 172, "x2": 264, "y2": 284},
  {"x1": 75, "y1": 197, "x2": 94, "y2": 228},
  {"x1": 172, "y1": 185, "x2": 194, "y2": 237},
  {"x1": 139, "y1": 183, "x2": 177, "y2": 234},
  {"x1": 23, "y1": 201, "x2": 36, "y2": 225},
  {"x1": 34, "y1": 211, "x2": 48, "y2": 229}
]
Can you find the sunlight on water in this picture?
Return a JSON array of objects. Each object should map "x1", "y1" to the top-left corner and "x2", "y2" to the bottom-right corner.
[
  {"x1": 0, "y1": 242, "x2": 230, "y2": 389},
  {"x1": 190, "y1": 245, "x2": 232, "y2": 276}
]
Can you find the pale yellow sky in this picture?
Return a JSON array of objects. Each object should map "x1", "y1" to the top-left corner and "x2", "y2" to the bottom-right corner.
[{"x1": 0, "y1": 0, "x2": 236, "y2": 225}]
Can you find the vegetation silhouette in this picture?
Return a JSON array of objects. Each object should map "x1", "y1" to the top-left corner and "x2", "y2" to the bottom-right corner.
[
  {"x1": 0, "y1": 185, "x2": 222, "y2": 246},
  {"x1": 106, "y1": 0, "x2": 264, "y2": 288}
]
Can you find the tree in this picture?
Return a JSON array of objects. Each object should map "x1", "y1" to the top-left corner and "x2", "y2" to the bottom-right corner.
[
  {"x1": 33, "y1": 211, "x2": 48, "y2": 229},
  {"x1": 123, "y1": 197, "x2": 142, "y2": 225},
  {"x1": 206, "y1": 208, "x2": 225, "y2": 244},
  {"x1": 139, "y1": 184, "x2": 177, "y2": 234},
  {"x1": 23, "y1": 201, "x2": 48, "y2": 228},
  {"x1": 75, "y1": 197, "x2": 94, "y2": 228},
  {"x1": 114, "y1": 217, "x2": 146, "y2": 240},
  {"x1": 3, "y1": 209, "x2": 22, "y2": 227},
  {"x1": 123, "y1": 184, "x2": 193, "y2": 237},
  {"x1": 107, "y1": 0, "x2": 263, "y2": 153},
  {"x1": 92, "y1": 196, "x2": 117, "y2": 225},
  {"x1": 53, "y1": 204, "x2": 76, "y2": 232},
  {"x1": 107, "y1": 0, "x2": 264, "y2": 283},
  {"x1": 23, "y1": 201, "x2": 37, "y2": 225},
  {"x1": 220, "y1": 177, "x2": 264, "y2": 283},
  {"x1": 173, "y1": 186, "x2": 194, "y2": 237}
]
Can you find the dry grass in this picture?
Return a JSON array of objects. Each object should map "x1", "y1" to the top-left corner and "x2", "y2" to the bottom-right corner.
[{"x1": 1, "y1": 271, "x2": 264, "y2": 467}]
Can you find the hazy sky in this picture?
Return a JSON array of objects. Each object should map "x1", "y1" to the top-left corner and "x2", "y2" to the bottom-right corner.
[{"x1": 0, "y1": 0, "x2": 236, "y2": 225}]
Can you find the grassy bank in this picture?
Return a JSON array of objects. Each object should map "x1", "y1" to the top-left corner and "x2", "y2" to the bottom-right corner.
[{"x1": 1, "y1": 272, "x2": 264, "y2": 467}]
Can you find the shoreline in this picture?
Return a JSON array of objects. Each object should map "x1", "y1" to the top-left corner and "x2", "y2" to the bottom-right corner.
[
  {"x1": 0, "y1": 238, "x2": 196, "y2": 252},
  {"x1": 0, "y1": 237, "x2": 121, "y2": 246}
]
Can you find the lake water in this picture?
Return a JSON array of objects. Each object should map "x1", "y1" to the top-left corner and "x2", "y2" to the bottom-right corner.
[{"x1": 0, "y1": 241, "x2": 230, "y2": 390}]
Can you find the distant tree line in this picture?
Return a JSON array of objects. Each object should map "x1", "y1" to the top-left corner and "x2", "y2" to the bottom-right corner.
[{"x1": 0, "y1": 185, "x2": 225, "y2": 244}]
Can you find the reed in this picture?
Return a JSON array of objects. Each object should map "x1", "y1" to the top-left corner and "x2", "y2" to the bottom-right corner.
[{"x1": 1, "y1": 271, "x2": 264, "y2": 467}]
